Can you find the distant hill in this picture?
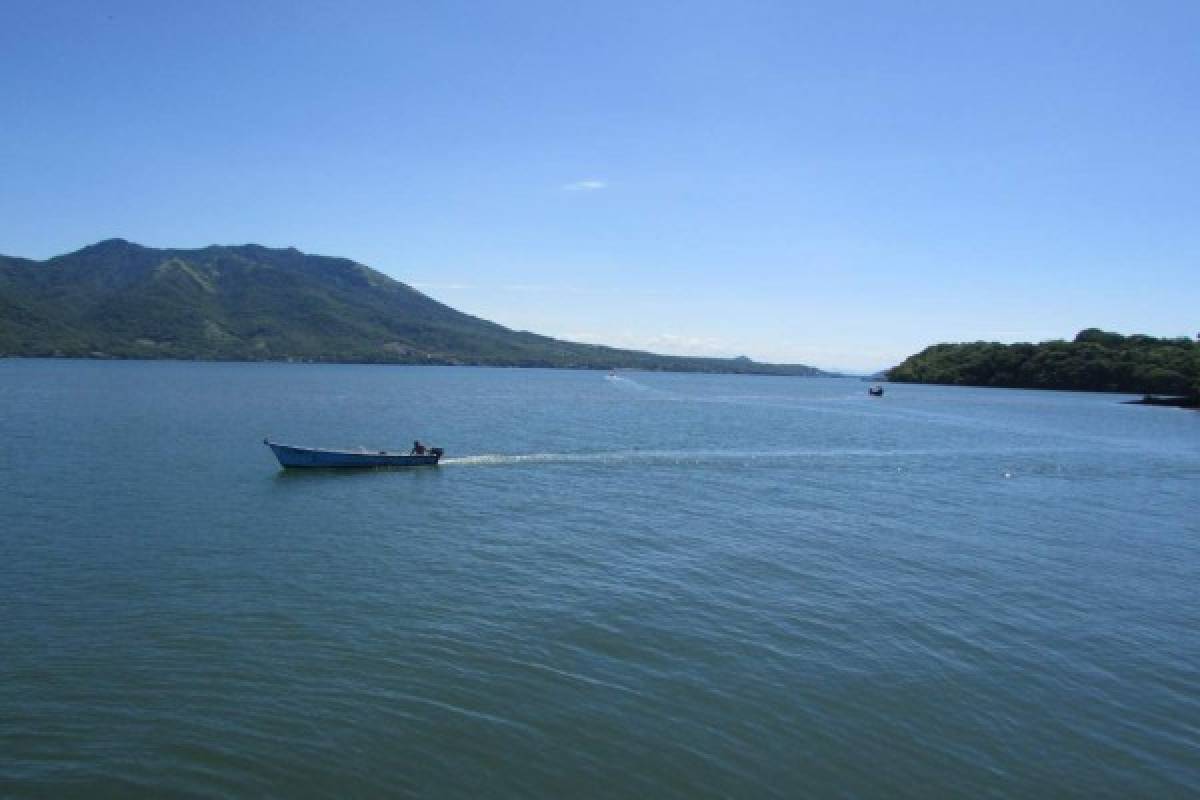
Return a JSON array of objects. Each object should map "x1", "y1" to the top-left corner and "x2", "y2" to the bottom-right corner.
[
  {"x1": 887, "y1": 329, "x2": 1200, "y2": 400},
  {"x1": 0, "y1": 239, "x2": 827, "y2": 375}
]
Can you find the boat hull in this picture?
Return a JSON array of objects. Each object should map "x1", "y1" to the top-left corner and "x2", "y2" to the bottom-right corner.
[{"x1": 265, "y1": 440, "x2": 441, "y2": 469}]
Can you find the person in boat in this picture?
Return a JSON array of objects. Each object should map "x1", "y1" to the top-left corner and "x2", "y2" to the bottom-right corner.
[{"x1": 411, "y1": 440, "x2": 426, "y2": 455}]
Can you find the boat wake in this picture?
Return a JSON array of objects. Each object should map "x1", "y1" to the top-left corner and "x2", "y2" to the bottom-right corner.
[
  {"x1": 440, "y1": 446, "x2": 1078, "y2": 469},
  {"x1": 441, "y1": 451, "x2": 747, "y2": 467},
  {"x1": 604, "y1": 373, "x2": 650, "y2": 391}
]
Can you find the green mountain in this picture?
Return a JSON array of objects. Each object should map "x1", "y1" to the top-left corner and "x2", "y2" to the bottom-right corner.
[
  {"x1": 887, "y1": 329, "x2": 1200, "y2": 399},
  {"x1": 0, "y1": 239, "x2": 826, "y2": 375}
]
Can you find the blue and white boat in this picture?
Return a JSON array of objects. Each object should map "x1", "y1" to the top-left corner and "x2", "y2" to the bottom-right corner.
[{"x1": 265, "y1": 439, "x2": 444, "y2": 469}]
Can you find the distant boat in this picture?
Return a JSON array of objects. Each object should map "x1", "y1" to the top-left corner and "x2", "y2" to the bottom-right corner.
[
  {"x1": 265, "y1": 439, "x2": 443, "y2": 468},
  {"x1": 868, "y1": 385, "x2": 884, "y2": 397}
]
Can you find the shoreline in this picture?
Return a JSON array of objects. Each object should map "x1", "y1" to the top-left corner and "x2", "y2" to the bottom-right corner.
[
  {"x1": 0, "y1": 354, "x2": 838, "y2": 377},
  {"x1": 872, "y1": 378, "x2": 1200, "y2": 406},
  {"x1": 1123, "y1": 394, "x2": 1200, "y2": 409}
]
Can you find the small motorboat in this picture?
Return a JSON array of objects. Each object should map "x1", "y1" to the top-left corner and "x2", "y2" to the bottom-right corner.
[
  {"x1": 868, "y1": 385, "x2": 884, "y2": 397},
  {"x1": 265, "y1": 439, "x2": 444, "y2": 469}
]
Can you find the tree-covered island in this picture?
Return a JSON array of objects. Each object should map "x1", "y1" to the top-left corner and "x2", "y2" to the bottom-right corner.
[{"x1": 887, "y1": 329, "x2": 1200, "y2": 406}]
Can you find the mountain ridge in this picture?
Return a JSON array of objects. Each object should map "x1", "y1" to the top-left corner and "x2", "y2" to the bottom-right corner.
[{"x1": 0, "y1": 240, "x2": 828, "y2": 375}]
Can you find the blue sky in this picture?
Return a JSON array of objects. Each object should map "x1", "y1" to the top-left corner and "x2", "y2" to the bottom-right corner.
[{"x1": 2, "y1": 1, "x2": 1197, "y2": 371}]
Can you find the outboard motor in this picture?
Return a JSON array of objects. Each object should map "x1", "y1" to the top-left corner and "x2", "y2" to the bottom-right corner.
[{"x1": 430, "y1": 447, "x2": 444, "y2": 459}]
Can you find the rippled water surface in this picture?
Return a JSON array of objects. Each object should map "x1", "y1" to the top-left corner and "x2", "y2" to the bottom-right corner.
[{"x1": 1, "y1": 361, "x2": 1198, "y2": 798}]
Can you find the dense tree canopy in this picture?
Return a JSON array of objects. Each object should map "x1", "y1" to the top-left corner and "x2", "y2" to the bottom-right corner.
[{"x1": 888, "y1": 329, "x2": 1200, "y2": 399}]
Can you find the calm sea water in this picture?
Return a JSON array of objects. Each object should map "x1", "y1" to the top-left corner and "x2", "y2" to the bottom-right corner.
[{"x1": 1, "y1": 361, "x2": 1197, "y2": 798}]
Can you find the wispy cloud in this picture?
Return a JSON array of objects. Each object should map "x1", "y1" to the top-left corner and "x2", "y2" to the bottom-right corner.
[
  {"x1": 566, "y1": 331, "x2": 733, "y2": 357},
  {"x1": 975, "y1": 329, "x2": 1061, "y2": 341},
  {"x1": 410, "y1": 281, "x2": 656, "y2": 298},
  {"x1": 502, "y1": 283, "x2": 594, "y2": 294},
  {"x1": 562, "y1": 179, "x2": 607, "y2": 192},
  {"x1": 643, "y1": 333, "x2": 728, "y2": 355},
  {"x1": 409, "y1": 282, "x2": 477, "y2": 291}
]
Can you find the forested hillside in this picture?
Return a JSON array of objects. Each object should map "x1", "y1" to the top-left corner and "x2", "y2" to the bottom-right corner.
[
  {"x1": 887, "y1": 329, "x2": 1199, "y2": 399},
  {"x1": 0, "y1": 239, "x2": 826, "y2": 375}
]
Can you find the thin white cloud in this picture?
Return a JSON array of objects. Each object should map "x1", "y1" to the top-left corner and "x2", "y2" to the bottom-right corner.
[
  {"x1": 562, "y1": 179, "x2": 607, "y2": 192},
  {"x1": 644, "y1": 333, "x2": 728, "y2": 355},
  {"x1": 566, "y1": 331, "x2": 733, "y2": 357},
  {"x1": 502, "y1": 283, "x2": 593, "y2": 294},
  {"x1": 411, "y1": 281, "x2": 653, "y2": 297},
  {"x1": 974, "y1": 329, "x2": 1061, "y2": 341}
]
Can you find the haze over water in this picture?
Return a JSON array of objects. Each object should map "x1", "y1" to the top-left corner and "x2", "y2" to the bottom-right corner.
[{"x1": 1, "y1": 360, "x2": 1197, "y2": 798}]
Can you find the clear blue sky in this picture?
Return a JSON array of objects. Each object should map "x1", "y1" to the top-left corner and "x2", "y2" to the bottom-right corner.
[{"x1": 2, "y1": 1, "x2": 1197, "y2": 371}]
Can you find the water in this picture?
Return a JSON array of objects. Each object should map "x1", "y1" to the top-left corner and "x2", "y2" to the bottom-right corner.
[{"x1": 1, "y1": 361, "x2": 1197, "y2": 798}]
